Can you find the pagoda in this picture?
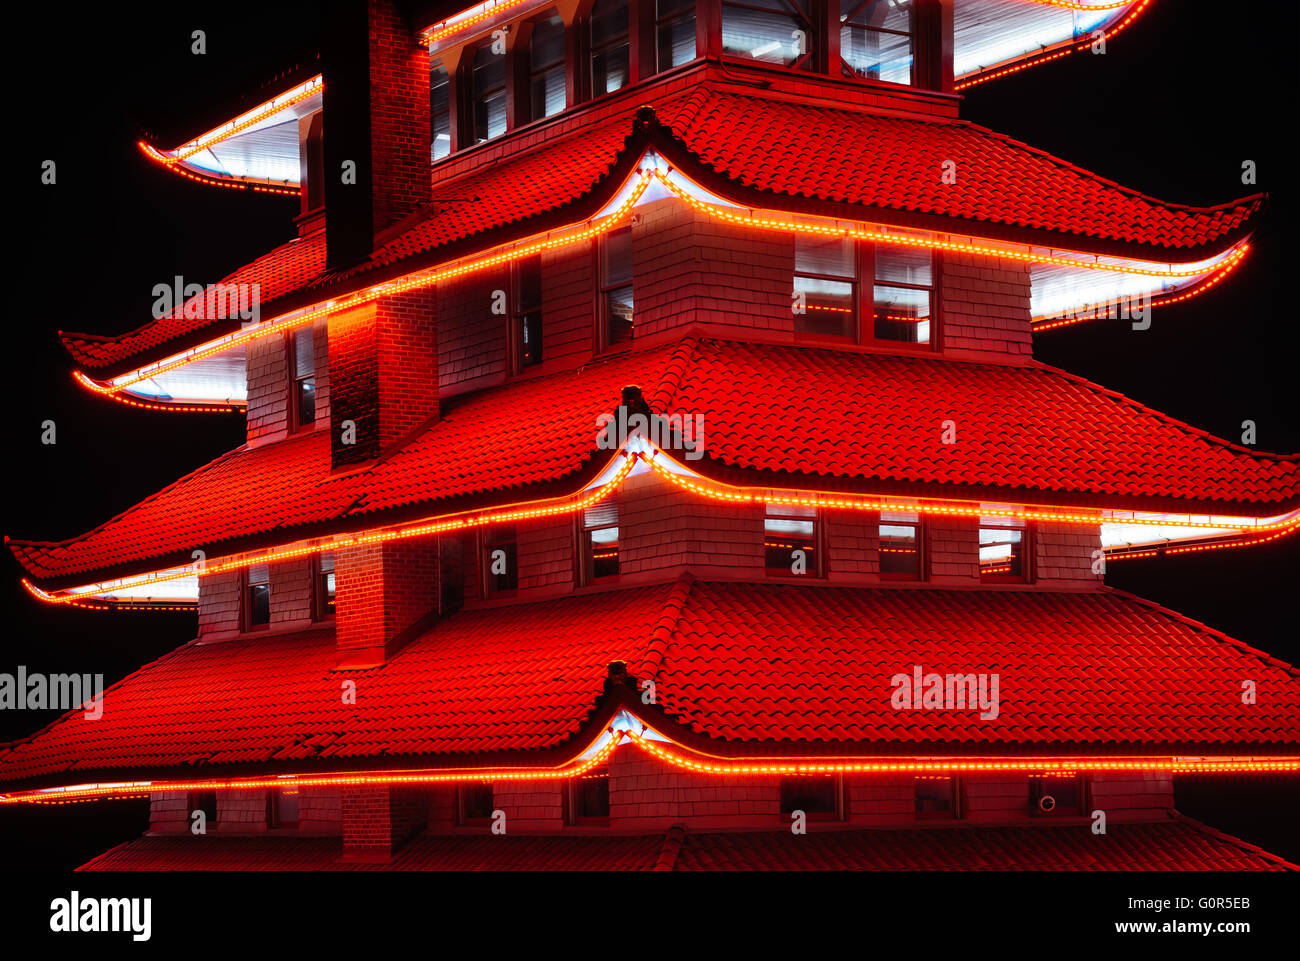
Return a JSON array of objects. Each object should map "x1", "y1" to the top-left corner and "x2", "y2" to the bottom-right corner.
[{"x1": 3, "y1": 0, "x2": 1298, "y2": 871}]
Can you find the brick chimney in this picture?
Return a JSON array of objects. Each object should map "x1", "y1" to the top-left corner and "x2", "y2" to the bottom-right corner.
[{"x1": 321, "y1": 0, "x2": 432, "y2": 270}]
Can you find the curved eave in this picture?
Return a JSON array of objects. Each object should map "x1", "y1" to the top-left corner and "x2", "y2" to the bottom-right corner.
[
  {"x1": 11, "y1": 440, "x2": 1300, "y2": 608},
  {"x1": 69, "y1": 146, "x2": 1264, "y2": 410},
  {"x1": 954, "y1": 0, "x2": 1151, "y2": 90},
  {"x1": 137, "y1": 76, "x2": 322, "y2": 195}
]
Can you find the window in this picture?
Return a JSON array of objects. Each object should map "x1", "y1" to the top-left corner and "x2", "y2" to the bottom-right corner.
[
  {"x1": 591, "y1": 0, "x2": 630, "y2": 96},
  {"x1": 914, "y1": 776, "x2": 958, "y2": 819},
  {"x1": 722, "y1": 0, "x2": 814, "y2": 69},
  {"x1": 472, "y1": 44, "x2": 507, "y2": 143},
  {"x1": 460, "y1": 783, "x2": 495, "y2": 824},
  {"x1": 484, "y1": 526, "x2": 518, "y2": 597},
  {"x1": 291, "y1": 328, "x2": 316, "y2": 430},
  {"x1": 268, "y1": 788, "x2": 300, "y2": 829},
  {"x1": 243, "y1": 564, "x2": 271, "y2": 631},
  {"x1": 794, "y1": 234, "x2": 858, "y2": 339},
  {"x1": 580, "y1": 500, "x2": 620, "y2": 583},
  {"x1": 656, "y1": 0, "x2": 697, "y2": 71},
  {"x1": 431, "y1": 62, "x2": 452, "y2": 160},
  {"x1": 879, "y1": 511, "x2": 921, "y2": 579},
  {"x1": 313, "y1": 553, "x2": 336, "y2": 621},
  {"x1": 840, "y1": 0, "x2": 914, "y2": 84},
  {"x1": 780, "y1": 776, "x2": 840, "y2": 820},
  {"x1": 599, "y1": 227, "x2": 634, "y2": 348},
  {"x1": 190, "y1": 791, "x2": 217, "y2": 826},
  {"x1": 980, "y1": 517, "x2": 1028, "y2": 582},
  {"x1": 765, "y1": 503, "x2": 820, "y2": 577},
  {"x1": 1030, "y1": 774, "x2": 1084, "y2": 816},
  {"x1": 512, "y1": 255, "x2": 543, "y2": 372},
  {"x1": 568, "y1": 769, "x2": 610, "y2": 824},
  {"x1": 874, "y1": 246, "x2": 933, "y2": 344},
  {"x1": 529, "y1": 12, "x2": 567, "y2": 120}
]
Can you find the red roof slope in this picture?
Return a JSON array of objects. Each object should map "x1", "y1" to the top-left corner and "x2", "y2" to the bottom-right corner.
[
  {"x1": 77, "y1": 819, "x2": 1297, "y2": 871},
  {"x1": 66, "y1": 75, "x2": 1261, "y2": 376},
  {"x1": 61, "y1": 233, "x2": 327, "y2": 371},
  {"x1": 13, "y1": 338, "x2": 1297, "y2": 586},
  {"x1": 3, "y1": 583, "x2": 1296, "y2": 788}
]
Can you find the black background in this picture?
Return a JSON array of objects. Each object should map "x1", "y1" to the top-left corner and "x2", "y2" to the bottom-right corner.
[{"x1": 4, "y1": 0, "x2": 1297, "y2": 873}]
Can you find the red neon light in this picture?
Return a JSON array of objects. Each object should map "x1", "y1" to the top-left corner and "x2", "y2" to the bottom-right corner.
[
  {"x1": 956, "y1": 0, "x2": 1153, "y2": 91},
  {"x1": 2, "y1": 724, "x2": 1295, "y2": 806}
]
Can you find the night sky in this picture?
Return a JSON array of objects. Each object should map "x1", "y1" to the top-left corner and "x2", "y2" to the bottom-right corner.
[{"x1": 7, "y1": 0, "x2": 1297, "y2": 869}]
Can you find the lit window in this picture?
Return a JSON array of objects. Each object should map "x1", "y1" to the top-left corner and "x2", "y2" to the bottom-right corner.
[
  {"x1": 840, "y1": 0, "x2": 914, "y2": 84},
  {"x1": 914, "y1": 776, "x2": 957, "y2": 818},
  {"x1": 581, "y1": 501, "x2": 620, "y2": 583},
  {"x1": 460, "y1": 783, "x2": 494, "y2": 824},
  {"x1": 600, "y1": 227, "x2": 634, "y2": 348},
  {"x1": 879, "y1": 511, "x2": 921, "y2": 579},
  {"x1": 569, "y1": 769, "x2": 610, "y2": 824},
  {"x1": 268, "y1": 788, "x2": 299, "y2": 829},
  {"x1": 874, "y1": 247, "x2": 933, "y2": 344},
  {"x1": 244, "y1": 564, "x2": 271, "y2": 631},
  {"x1": 780, "y1": 776, "x2": 839, "y2": 820},
  {"x1": 512, "y1": 255, "x2": 543, "y2": 372},
  {"x1": 794, "y1": 235, "x2": 857, "y2": 339},
  {"x1": 314, "y1": 553, "x2": 336, "y2": 621},
  {"x1": 765, "y1": 503, "x2": 820, "y2": 577},
  {"x1": 291, "y1": 328, "x2": 316, "y2": 429},
  {"x1": 591, "y1": 0, "x2": 630, "y2": 96},
  {"x1": 656, "y1": 0, "x2": 697, "y2": 71},
  {"x1": 431, "y1": 62, "x2": 451, "y2": 159},
  {"x1": 472, "y1": 45, "x2": 507, "y2": 143},
  {"x1": 1030, "y1": 774, "x2": 1084, "y2": 816},
  {"x1": 980, "y1": 517, "x2": 1027, "y2": 582},
  {"x1": 529, "y1": 12, "x2": 567, "y2": 120},
  {"x1": 722, "y1": 0, "x2": 814, "y2": 69},
  {"x1": 484, "y1": 526, "x2": 518, "y2": 596}
]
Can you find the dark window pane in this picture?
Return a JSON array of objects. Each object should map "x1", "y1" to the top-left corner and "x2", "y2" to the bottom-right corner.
[
  {"x1": 765, "y1": 505, "x2": 818, "y2": 576},
  {"x1": 879, "y1": 515, "x2": 920, "y2": 577},
  {"x1": 722, "y1": 1, "x2": 812, "y2": 67},
  {"x1": 296, "y1": 377, "x2": 316, "y2": 427},
  {"x1": 486, "y1": 534, "x2": 518, "y2": 594},
  {"x1": 780, "y1": 776, "x2": 836, "y2": 815},
  {"x1": 531, "y1": 13, "x2": 566, "y2": 118},
  {"x1": 657, "y1": 0, "x2": 697, "y2": 70},
  {"x1": 473, "y1": 46, "x2": 507, "y2": 142},
  {"x1": 431, "y1": 64, "x2": 451, "y2": 159},
  {"x1": 1031, "y1": 776, "x2": 1082, "y2": 815},
  {"x1": 463, "y1": 783, "x2": 494, "y2": 821},
  {"x1": 272, "y1": 788, "x2": 299, "y2": 827},
  {"x1": 248, "y1": 583, "x2": 270, "y2": 627},
  {"x1": 592, "y1": 0, "x2": 630, "y2": 95},
  {"x1": 574, "y1": 772, "x2": 610, "y2": 819},
  {"x1": 914, "y1": 777, "x2": 955, "y2": 817}
]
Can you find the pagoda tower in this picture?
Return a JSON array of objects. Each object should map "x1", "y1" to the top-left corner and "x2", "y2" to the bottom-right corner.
[{"x1": 3, "y1": 0, "x2": 1297, "y2": 871}]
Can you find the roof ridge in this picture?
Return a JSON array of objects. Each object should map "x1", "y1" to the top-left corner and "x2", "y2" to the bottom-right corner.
[
  {"x1": 653, "y1": 823, "x2": 687, "y2": 870},
  {"x1": 635, "y1": 572, "x2": 695, "y2": 682},
  {"x1": 1171, "y1": 814, "x2": 1300, "y2": 870}
]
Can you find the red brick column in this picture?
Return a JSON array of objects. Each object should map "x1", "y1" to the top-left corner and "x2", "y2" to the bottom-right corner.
[
  {"x1": 334, "y1": 538, "x2": 440, "y2": 667},
  {"x1": 340, "y1": 786, "x2": 427, "y2": 861}
]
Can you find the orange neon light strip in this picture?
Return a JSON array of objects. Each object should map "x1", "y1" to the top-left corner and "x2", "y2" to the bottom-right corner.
[
  {"x1": 22, "y1": 454, "x2": 638, "y2": 607},
  {"x1": 422, "y1": 0, "x2": 534, "y2": 46},
  {"x1": 21, "y1": 448, "x2": 1297, "y2": 610},
  {"x1": 3, "y1": 724, "x2": 1295, "y2": 806},
  {"x1": 76, "y1": 172, "x2": 654, "y2": 399},
  {"x1": 82, "y1": 163, "x2": 1242, "y2": 405},
  {"x1": 956, "y1": 0, "x2": 1152, "y2": 90},
  {"x1": 145, "y1": 77, "x2": 323, "y2": 165},
  {"x1": 1032, "y1": 245, "x2": 1249, "y2": 332},
  {"x1": 138, "y1": 141, "x2": 301, "y2": 195}
]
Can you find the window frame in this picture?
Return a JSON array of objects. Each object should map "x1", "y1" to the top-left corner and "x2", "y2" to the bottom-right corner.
[
  {"x1": 914, "y1": 774, "x2": 961, "y2": 820},
  {"x1": 525, "y1": 9, "x2": 568, "y2": 123},
  {"x1": 720, "y1": 0, "x2": 818, "y2": 72},
  {"x1": 458, "y1": 782, "x2": 496, "y2": 826},
  {"x1": 870, "y1": 242, "x2": 938, "y2": 349},
  {"x1": 838, "y1": 0, "x2": 917, "y2": 86},
  {"x1": 312, "y1": 553, "x2": 336, "y2": 622},
  {"x1": 878, "y1": 512, "x2": 924, "y2": 582},
  {"x1": 1029, "y1": 773, "x2": 1087, "y2": 817},
  {"x1": 654, "y1": 0, "x2": 699, "y2": 72},
  {"x1": 764, "y1": 502, "x2": 824, "y2": 579},
  {"x1": 588, "y1": 0, "x2": 633, "y2": 98},
  {"x1": 289, "y1": 328, "x2": 317, "y2": 433},
  {"x1": 482, "y1": 525, "x2": 520, "y2": 598},
  {"x1": 469, "y1": 41, "x2": 509, "y2": 145},
  {"x1": 267, "y1": 788, "x2": 301, "y2": 830},
  {"x1": 242, "y1": 565, "x2": 272, "y2": 633},
  {"x1": 597, "y1": 226, "x2": 635, "y2": 352},
  {"x1": 566, "y1": 769, "x2": 611, "y2": 826},
  {"x1": 430, "y1": 60, "x2": 453, "y2": 161},
  {"x1": 978, "y1": 518, "x2": 1032, "y2": 584},
  {"x1": 577, "y1": 498, "x2": 621, "y2": 586},
  {"x1": 793, "y1": 233, "x2": 864, "y2": 342},
  {"x1": 779, "y1": 774, "x2": 845, "y2": 822},
  {"x1": 509, "y1": 254, "x2": 544, "y2": 375}
]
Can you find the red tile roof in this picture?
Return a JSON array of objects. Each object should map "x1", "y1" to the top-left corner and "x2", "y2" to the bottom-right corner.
[
  {"x1": 3, "y1": 582, "x2": 1296, "y2": 788},
  {"x1": 65, "y1": 78, "x2": 1261, "y2": 376},
  {"x1": 76, "y1": 818, "x2": 1297, "y2": 871},
  {"x1": 12, "y1": 338, "x2": 1296, "y2": 587},
  {"x1": 61, "y1": 233, "x2": 327, "y2": 371}
]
